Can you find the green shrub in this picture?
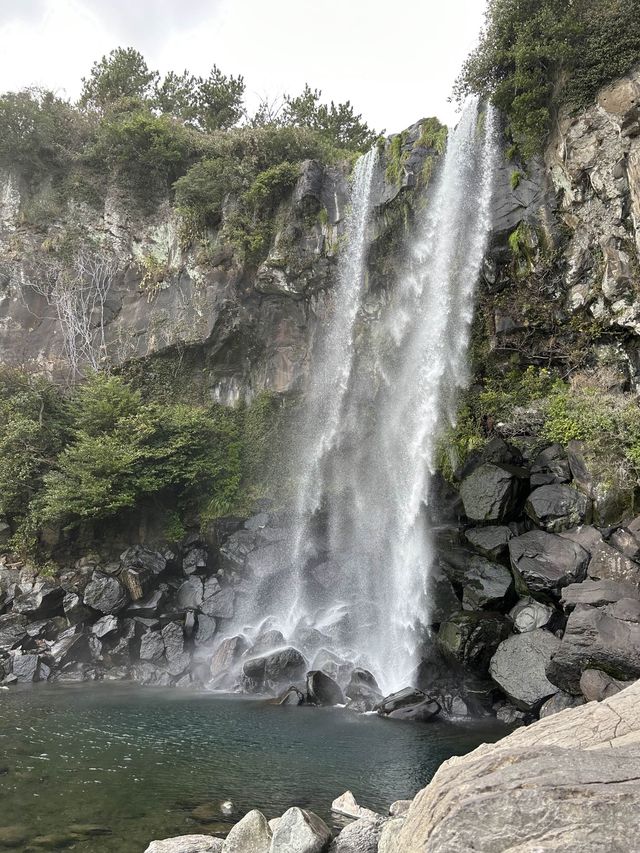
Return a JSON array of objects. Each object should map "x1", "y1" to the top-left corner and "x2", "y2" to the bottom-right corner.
[{"x1": 417, "y1": 118, "x2": 448, "y2": 154}]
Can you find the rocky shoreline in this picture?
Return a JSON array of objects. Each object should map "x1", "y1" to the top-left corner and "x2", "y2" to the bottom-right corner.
[
  {"x1": 143, "y1": 678, "x2": 640, "y2": 852},
  {"x1": 2, "y1": 433, "x2": 640, "y2": 729}
]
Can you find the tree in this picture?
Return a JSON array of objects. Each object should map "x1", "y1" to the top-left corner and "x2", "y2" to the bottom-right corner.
[
  {"x1": 155, "y1": 70, "x2": 200, "y2": 123},
  {"x1": 80, "y1": 47, "x2": 159, "y2": 110},
  {"x1": 282, "y1": 84, "x2": 378, "y2": 150},
  {"x1": 195, "y1": 65, "x2": 245, "y2": 131}
]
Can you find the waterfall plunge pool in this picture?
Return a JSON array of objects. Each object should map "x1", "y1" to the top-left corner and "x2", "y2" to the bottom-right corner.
[{"x1": 0, "y1": 683, "x2": 508, "y2": 851}]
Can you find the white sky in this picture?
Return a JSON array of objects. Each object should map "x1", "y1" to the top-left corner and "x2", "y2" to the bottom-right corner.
[{"x1": 0, "y1": 0, "x2": 487, "y2": 134}]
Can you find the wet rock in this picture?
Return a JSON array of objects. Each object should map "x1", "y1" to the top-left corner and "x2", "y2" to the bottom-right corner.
[
  {"x1": 120, "y1": 546, "x2": 167, "y2": 577},
  {"x1": 162, "y1": 621, "x2": 190, "y2": 676},
  {"x1": 508, "y1": 596, "x2": 554, "y2": 632},
  {"x1": 310, "y1": 648, "x2": 352, "y2": 684},
  {"x1": 306, "y1": 670, "x2": 345, "y2": 705},
  {"x1": 249, "y1": 629, "x2": 286, "y2": 657},
  {"x1": 464, "y1": 526, "x2": 512, "y2": 560},
  {"x1": 195, "y1": 614, "x2": 217, "y2": 646},
  {"x1": 91, "y1": 615, "x2": 119, "y2": 639},
  {"x1": 329, "y1": 816, "x2": 386, "y2": 853},
  {"x1": 375, "y1": 687, "x2": 426, "y2": 714},
  {"x1": 609, "y1": 527, "x2": 640, "y2": 561},
  {"x1": 561, "y1": 578, "x2": 639, "y2": 610},
  {"x1": 437, "y1": 612, "x2": 512, "y2": 672},
  {"x1": 0, "y1": 826, "x2": 30, "y2": 848},
  {"x1": 546, "y1": 603, "x2": 640, "y2": 693},
  {"x1": 460, "y1": 556, "x2": 514, "y2": 610},
  {"x1": 144, "y1": 836, "x2": 223, "y2": 853},
  {"x1": 242, "y1": 647, "x2": 306, "y2": 691},
  {"x1": 126, "y1": 587, "x2": 167, "y2": 617},
  {"x1": 83, "y1": 572, "x2": 129, "y2": 614},
  {"x1": 210, "y1": 636, "x2": 248, "y2": 678},
  {"x1": 426, "y1": 562, "x2": 461, "y2": 623},
  {"x1": 375, "y1": 687, "x2": 441, "y2": 721},
  {"x1": 495, "y1": 703, "x2": 528, "y2": 726},
  {"x1": 331, "y1": 791, "x2": 380, "y2": 821},
  {"x1": 525, "y1": 484, "x2": 589, "y2": 532},
  {"x1": 459, "y1": 463, "x2": 528, "y2": 523},
  {"x1": 11, "y1": 652, "x2": 40, "y2": 682},
  {"x1": 139, "y1": 629, "x2": 165, "y2": 663},
  {"x1": 489, "y1": 629, "x2": 561, "y2": 710},
  {"x1": 529, "y1": 443, "x2": 571, "y2": 487},
  {"x1": 48, "y1": 631, "x2": 91, "y2": 667},
  {"x1": 539, "y1": 690, "x2": 585, "y2": 718},
  {"x1": 509, "y1": 530, "x2": 589, "y2": 595},
  {"x1": 559, "y1": 525, "x2": 604, "y2": 555},
  {"x1": 587, "y1": 541, "x2": 640, "y2": 588},
  {"x1": 0, "y1": 613, "x2": 28, "y2": 651},
  {"x1": 222, "y1": 808, "x2": 271, "y2": 852},
  {"x1": 272, "y1": 686, "x2": 305, "y2": 705},
  {"x1": 177, "y1": 576, "x2": 204, "y2": 610},
  {"x1": 201, "y1": 586, "x2": 235, "y2": 619},
  {"x1": 183, "y1": 548, "x2": 208, "y2": 575},
  {"x1": 344, "y1": 669, "x2": 382, "y2": 712},
  {"x1": 12, "y1": 582, "x2": 64, "y2": 619},
  {"x1": 63, "y1": 592, "x2": 92, "y2": 625},
  {"x1": 270, "y1": 807, "x2": 331, "y2": 853}
]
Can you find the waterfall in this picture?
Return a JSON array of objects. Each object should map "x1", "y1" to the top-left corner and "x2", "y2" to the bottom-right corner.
[{"x1": 218, "y1": 100, "x2": 498, "y2": 696}]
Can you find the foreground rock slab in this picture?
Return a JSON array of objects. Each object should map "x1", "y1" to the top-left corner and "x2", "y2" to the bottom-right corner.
[
  {"x1": 144, "y1": 836, "x2": 223, "y2": 853},
  {"x1": 382, "y1": 679, "x2": 640, "y2": 852}
]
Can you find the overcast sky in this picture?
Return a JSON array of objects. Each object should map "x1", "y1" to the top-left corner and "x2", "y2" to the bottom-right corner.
[{"x1": 0, "y1": 0, "x2": 487, "y2": 134}]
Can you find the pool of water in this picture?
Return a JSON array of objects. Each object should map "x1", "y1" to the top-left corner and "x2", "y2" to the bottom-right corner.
[{"x1": 0, "y1": 684, "x2": 508, "y2": 851}]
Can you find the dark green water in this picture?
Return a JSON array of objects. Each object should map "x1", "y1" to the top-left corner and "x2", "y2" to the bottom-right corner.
[{"x1": 0, "y1": 684, "x2": 507, "y2": 852}]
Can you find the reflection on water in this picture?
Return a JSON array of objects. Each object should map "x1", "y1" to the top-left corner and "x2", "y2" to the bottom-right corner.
[{"x1": 0, "y1": 684, "x2": 508, "y2": 852}]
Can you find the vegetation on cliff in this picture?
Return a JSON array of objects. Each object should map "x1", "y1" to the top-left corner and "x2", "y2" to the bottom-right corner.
[
  {"x1": 455, "y1": 0, "x2": 640, "y2": 156},
  {"x1": 0, "y1": 370, "x2": 284, "y2": 557}
]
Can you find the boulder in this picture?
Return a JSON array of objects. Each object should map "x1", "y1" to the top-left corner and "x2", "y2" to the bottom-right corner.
[
  {"x1": 559, "y1": 524, "x2": 604, "y2": 554},
  {"x1": 579, "y1": 667, "x2": 633, "y2": 702},
  {"x1": 329, "y1": 816, "x2": 385, "y2": 853},
  {"x1": 509, "y1": 530, "x2": 589, "y2": 595},
  {"x1": 0, "y1": 613, "x2": 28, "y2": 652},
  {"x1": 47, "y1": 631, "x2": 92, "y2": 667},
  {"x1": 436, "y1": 612, "x2": 511, "y2": 673},
  {"x1": 460, "y1": 556, "x2": 514, "y2": 610},
  {"x1": 210, "y1": 636, "x2": 248, "y2": 678},
  {"x1": 508, "y1": 596, "x2": 554, "y2": 632},
  {"x1": 177, "y1": 577, "x2": 204, "y2": 610},
  {"x1": 223, "y1": 809, "x2": 271, "y2": 853},
  {"x1": 195, "y1": 614, "x2": 217, "y2": 646},
  {"x1": 12, "y1": 582, "x2": 65, "y2": 619},
  {"x1": 126, "y1": 587, "x2": 167, "y2": 617},
  {"x1": 120, "y1": 546, "x2": 167, "y2": 576},
  {"x1": 183, "y1": 548, "x2": 208, "y2": 575},
  {"x1": 91, "y1": 615, "x2": 119, "y2": 639},
  {"x1": 250, "y1": 629, "x2": 286, "y2": 657},
  {"x1": 310, "y1": 648, "x2": 352, "y2": 685},
  {"x1": 609, "y1": 527, "x2": 640, "y2": 561},
  {"x1": 464, "y1": 526, "x2": 512, "y2": 560},
  {"x1": 459, "y1": 463, "x2": 527, "y2": 523},
  {"x1": 11, "y1": 652, "x2": 40, "y2": 682},
  {"x1": 383, "y1": 680, "x2": 640, "y2": 852},
  {"x1": 331, "y1": 791, "x2": 379, "y2": 821},
  {"x1": 145, "y1": 836, "x2": 223, "y2": 853},
  {"x1": 425, "y1": 562, "x2": 461, "y2": 623},
  {"x1": 242, "y1": 647, "x2": 306, "y2": 691},
  {"x1": 375, "y1": 687, "x2": 441, "y2": 721},
  {"x1": 489, "y1": 629, "x2": 561, "y2": 710},
  {"x1": 529, "y1": 443, "x2": 571, "y2": 487},
  {"x1": 139, "y1": 629, "x2": 165, "y2": 663},
  {"x1": 201, "y1": 586, "x2": 235, "y2": 619},
  {"x1": 83, "y1": 572, "x2": 129, "y2": 614},
  {"x1": 389, "y1": 801, "x2": 412, "y2": 817},
  {"x1": 63, "y1": 592, "x2": 92, "y2": 625},
  {"x1": 306, "y1": 670, "x2": 345, "y2": 706},
  {"x1": 344, "y1": 672, "x2": 383, "y2": 713},
  {"x1": 539, "y1": 690, "x2": 585, "y2": 718},
  {"x1": 561, "y1": 578, "x2": 639, "y2": 610},
  {"x1": 546, "y1": 603, "x2": 640, "y2": 693},
  {"x1": 587, "y1": 541, "x2": 640, "y2": 588},
  {"x1": 375, "y1": 687, "x2": 427, "y2": 715},
  {"x1": 272, "y1": 686, "x2": 305, "y2": 706},
  {"x1": 270, "y1": 807, "x2": 331, "y2": 853},
  {"x1": 162, "y1": 621, "x2": 190, "y2": 676},
  {"x1": 525, "y1": 484, "x2": 589, "y2": 532}
]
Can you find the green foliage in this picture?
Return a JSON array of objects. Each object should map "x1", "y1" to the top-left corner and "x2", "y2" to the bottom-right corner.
[
  {"x1": 417, "y1": 118, "x2": 448, "y2": 154},
  {"x1": 196, "y1": 66, "x2": 246, "y2": 131},
  {"x1": 244, "y1": 161, "x2": 300, "y2": 209},
  {"x1": 0, "y1": 369, "x2": 71, "y2": 523},
  {"x1": 88, "y1": 108, "x2": 198, "y2": 200},
  {"x1": 454, "y1": 0, "x2": 640, "y2": 158},
  {"x1": 510, "y1": 170, "x2": 522, "y2": 190},
  {"x1": 80, "y1": 47, "x2": 159, "y2": 110},
  {"x1": 385, "y1": 131, "x2": 408, "y2": 185},
  {"x1": 282, "y1": 84, "x2": 378, "y2": 150},
  {"x1": 0, "y1": 89, "x2": 90, "y2": 179}
]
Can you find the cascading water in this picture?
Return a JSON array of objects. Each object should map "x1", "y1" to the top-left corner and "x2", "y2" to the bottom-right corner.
[{"x1": 217, "y1": 100, "x2": 498, "y2": 695}]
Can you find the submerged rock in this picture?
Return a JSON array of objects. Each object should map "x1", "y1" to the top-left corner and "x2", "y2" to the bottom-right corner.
[
  {"x1": 145, "y1": 836, "x2": 223, "y2": 853},
  {"x1": 331, "y1": 791, "x2": 379, "y2": 821}
]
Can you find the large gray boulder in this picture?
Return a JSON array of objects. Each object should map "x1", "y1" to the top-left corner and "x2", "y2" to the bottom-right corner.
[
  {"x1": 460, "y1": 556, "x2": 514, "y2": 610},
  {"x1": 83, "y1": 572, "x2": 129, "y2": 614},
  {"x1": 546, "y1": 602, "x2": 640, "y2": 693},
  {"x1": 459, "y1": 463, "x2": 527, "y2": 523},
  {"x1": 223, "y1": 809, "x2": 271, "y2": 853},
  {"x1": 380, "y1": 680, "x2": 640, "y2": 852},
  {"x1": 437, "y1": 612, "x2": 511, "y2": 673},
  {"x1": 242, "y1": 647, "x2": 306, "y2": 692},
  {"x1": 0, "y1": 613, "x2": 28, "y2": 652},
  {"x1": 464, "y1": 526, "x2": 512, "y2": 560},
  {"x1": 525, "y1": 484, "x2": 589, "y2": 532},
  {"x1": 587, "y1": 541, "x2": 640, "y2": 588},
  {"x1": 12, "y1": 582, "x2": 64, "y2": 619},
  {"x1": 270, "y1": 807, "x2": 331, "y2": 853},
  {"x1": 561, "y1": 577, "x2": 639, "y2": 609},
  {"x1": 509, "y1": 530, "x2": 589, "y2": 595},
  {"x1": 306, "y1": 670, "x2": 344, "y2": 706},
  {"x1": 529, "y1": 443, "x2": 571, "y2": 487},
  {"x1": 489, "y1": 629, "x2": 561, "y2": 710}
]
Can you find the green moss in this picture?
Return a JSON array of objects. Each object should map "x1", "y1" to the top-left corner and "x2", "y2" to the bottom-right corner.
[
  {"x1": 385, "y1": 131, "x2": 409, "y2": 185},
  {"x1": 417, "y1": 118, "x2": 448, "y2": 154},
  {"x1": 510, "y1": 170, "x2": 522, "y2": 190}
]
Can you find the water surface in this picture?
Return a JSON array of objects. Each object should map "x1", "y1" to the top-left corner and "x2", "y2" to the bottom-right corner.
[{"x1": 0, "y1": 684, "x2": 508, "y2": 851}]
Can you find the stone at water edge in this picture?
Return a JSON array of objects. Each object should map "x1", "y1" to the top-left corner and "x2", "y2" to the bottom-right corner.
[
  {"x1": 539, "y1": 690, "x2": 585, "y2": 718},
  {"x1": 144, "y1": 836, "x2": 223, "y2": 853},
  {"x1": 222, "y1": 809, "x2": 271, "y2": 853},
  {"x1": 489, "y1": 629, "x2": 561, "y2": 711},
  {"x1": 270, "y1": 807, "x2": 331, "y2": 853},
  {"x1": 331, "y1": 791, "x2": 379, "y2": 821},
  {"x1": 389, "y1": 800, "x2": 412, "y2": 817},
  {"x1": 306, "y1": 670, "x2": 345, "y2": 706},
  {"x1": 328, "y1": 815, "x2": 386, "y2": 853},
  {"x1": 579, "y1": 668, "x2": 634, "y2": 702}
]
